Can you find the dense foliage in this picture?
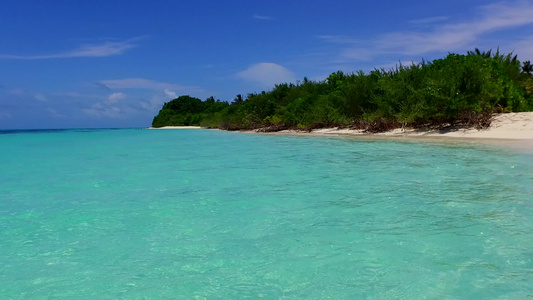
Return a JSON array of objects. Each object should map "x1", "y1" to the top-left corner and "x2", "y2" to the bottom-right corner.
[
  {"x1": 152, "y1": 50, "x2": 533, "y2": 131},
  {"x1": 151, "y1": 96, "x2": 229, "y2": 127}
]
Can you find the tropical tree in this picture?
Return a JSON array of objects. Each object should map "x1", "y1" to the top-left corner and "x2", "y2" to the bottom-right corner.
[
  {"x1": 153, "y1": 50, "x2": 533, "y2": 130},
  {"x1": 467, "y1": 48, "x2": 492, "y2": 58},
  {"x1": 522, "y1": 60, "x2": 532, "y2": 75}
]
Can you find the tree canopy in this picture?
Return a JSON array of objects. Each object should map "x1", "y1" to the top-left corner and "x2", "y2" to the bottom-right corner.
[
  {"x1": 151, "y1": 95, "x2": 229, "y2": 127},
  {"x1": 152, "y1": 50, "x2": 533, "y2": 131}
]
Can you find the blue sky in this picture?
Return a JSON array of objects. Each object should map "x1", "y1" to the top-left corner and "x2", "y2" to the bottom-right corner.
[{"x1": 1, "y1": 0, "x2": 532, "y2": 129}]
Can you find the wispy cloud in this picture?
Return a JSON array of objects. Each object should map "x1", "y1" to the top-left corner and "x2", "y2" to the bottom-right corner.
[
  {"x1": 93, "y1": 82, "x2": 111, "y2": 91},
  {"x1": 140, "y1": 94, "x2": 173, "y2": 112},
  {"x1": 317, "y1": 35, "x2": 361, "y2": 45},
  {"x1": 323, "y1": 1, "x2": 533, "y2": 61},
  {"x1": 47, "y1": 107, "x2": 66, "y2": 118},
  {"x1": 83, "y1": 91, "x2": 136, "y2": 118},
  {"x1": 0, "y1": 37, "x2": 141, "y2": 60},
  {"x1": 9, "y1": 89, "x2": 48, "y2": 102},
  {"x1": 107, "y1": 92, "x2": 126, "y2": 103},
  {"x1": 99, "y1": 78, "x2": 206, "y2": 97},
  {"x1": 83, "y1": 102, "x2": 124, "y2": 118},
  {"x1": 87, "y1": 78, "x2": 207, "y2": 117},
  {"x1": 98, "y1": 78, "x2": 187, "y2": 91},
  {"x1": 253, "y1": 14, "x2": 274, "y2": 20},
  {"x1": 510, "y1": 34, "x2": 533, "y2": 60},
  {"x1": 408, "y1": 16, "x2": 450, "y2": 24},
  {"x1": 163, "y1": 89, "x2": 177, "y2": 99},
  {"x1": 34, "y1": 93, "x2": 48, "y2": 102},
  {"x1": 237, "y1": 63, "x2": 296, "y2": 87}
]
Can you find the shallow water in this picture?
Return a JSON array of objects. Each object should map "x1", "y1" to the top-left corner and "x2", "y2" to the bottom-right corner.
[{"x1": 1, "y1": 129, "x2": 532, "y2": 299}]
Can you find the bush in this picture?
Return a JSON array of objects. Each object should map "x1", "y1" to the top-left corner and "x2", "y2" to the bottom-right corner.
[{"x1": 152, "y1": 50, "x2": 532, "y2": 131}]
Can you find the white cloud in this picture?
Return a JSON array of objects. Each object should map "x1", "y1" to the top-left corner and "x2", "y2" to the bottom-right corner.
[
  {"x1": 476, "y1": 1, "x2": 533, "y2": 31},
  {"x1": 98, "y1": 78, "x2": 206, "y2": 102},
  {"x1": 83, "y1": 102, "x2": 125, "y2": 118},
  {"x1": 317, "y1": 35, "x2": 360, "y2": 44},
  {"x1": 99, "y1": 78, "x2": 184, "y2": 90},
  {"x1": 511, "y1": 35, "x2": 533, "y2": 61},
  {"x1": 84, "y1": 90, "x2": 180, "y2": 120},
  {"x1": 253, "y1": 15, "x2": 273, "y2": 20},
  {"x1": 93, "y1": 82, "x2": 111, "y2": 91},
  {"x1": 0, "y1": 37, "x2": 141, "y2": 60},
  {"x1": 325, "y1": 1, "x2": 533, "y2": 60},
  {"x1": 140, "y1": 94, "x2": 168, "y2": 112},
  {"x1": 82, "y1": 92, "x2": 151, "y2": 119},
  {"x1": 164, "y1": 89, "x2": 177, "y2": 99},
  {"x1": 65, "y1": 41, "x2": 136, "y2": 58},
  {"x1": 408, "y1": 16, "x2": 450, "y2": 24},
  {"x1": 34, "y1": 93, "x2": 48, "y2": 102},
  {"x1": 107, "y1": 92, "x2": 126, "y2": 103},
  {"x1": 9, "y1": 89, "x2": 48, "y2": 102},
  {"x1": 47, "y1": 107, "x2": 66, "y2": 118},
  {"x1": 237, "y1": 63, "x2": 297, "y2": 87},
  {"x1": 81, "y1": 78, "x2": 209, "y2": 119}
]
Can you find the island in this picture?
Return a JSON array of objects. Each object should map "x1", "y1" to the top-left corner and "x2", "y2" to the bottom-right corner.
[{"x1": 152, "y1": 49, "x2": 533, "y2": 138}]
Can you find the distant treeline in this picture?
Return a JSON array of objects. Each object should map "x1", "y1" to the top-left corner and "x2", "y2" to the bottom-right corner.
[{"x1": 152, "y1": 50, "x2": 533, "y2": 131}]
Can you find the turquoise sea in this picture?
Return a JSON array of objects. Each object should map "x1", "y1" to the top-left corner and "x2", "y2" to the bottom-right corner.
[{"x1": 1, "y1": 128, "x2": 532, "y2": 299}]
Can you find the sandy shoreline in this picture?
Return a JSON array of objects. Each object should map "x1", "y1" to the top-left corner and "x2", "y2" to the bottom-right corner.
[
  {"x1": 149, "y1": 113, "x2": 533, "y2": 151},
  {"x1": 148, "y1": 126, "x2": 203, "y2": 129},
  {"x1": 250, "y1": 112, "x2": 533, "y2": 153},
  {"x1": 259, "y1": 113, "x2": 531, "y2": 137}
]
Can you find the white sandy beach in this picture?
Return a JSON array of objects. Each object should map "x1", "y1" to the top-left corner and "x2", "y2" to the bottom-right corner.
[
  {"x1": 291, "y1": 112, "x2": 533, "y2": 140},
  {"x1": 150, "y1": 113, "x2": 533, "y2": 139},
  {"x1": 149, "y1": 113, "x2": 533, "y2": 150},
  {"x1": 148, "y1": 126, "x2": 203, "y2": 129},
  {"x1": 254, "y1": 112, "x2": 533, "y2": 152}
]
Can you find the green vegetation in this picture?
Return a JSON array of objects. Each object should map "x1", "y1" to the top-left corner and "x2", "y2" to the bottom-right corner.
[
  {"x1": 151, "y1": 96, "x2": 229, "y2": 128},
  {"x1": 152, "y1": 50, "x2": 533, "y2": 131}
]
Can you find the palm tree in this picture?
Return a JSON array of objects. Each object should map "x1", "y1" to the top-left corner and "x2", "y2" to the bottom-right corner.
[
  {"x1": 233, "y1": 94, "x2": 243, "y2": 104},
  {"x1": 467, "y1": 48, "x2": 492, "y2": 58},
  {"x1": 522, "y1": 60, "x2": 532, "y2": 75}
]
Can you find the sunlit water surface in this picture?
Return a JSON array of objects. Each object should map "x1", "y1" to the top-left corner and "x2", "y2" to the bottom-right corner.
[{"x1": 1, "y1": 129, "x2": 532, "y2": 299}]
